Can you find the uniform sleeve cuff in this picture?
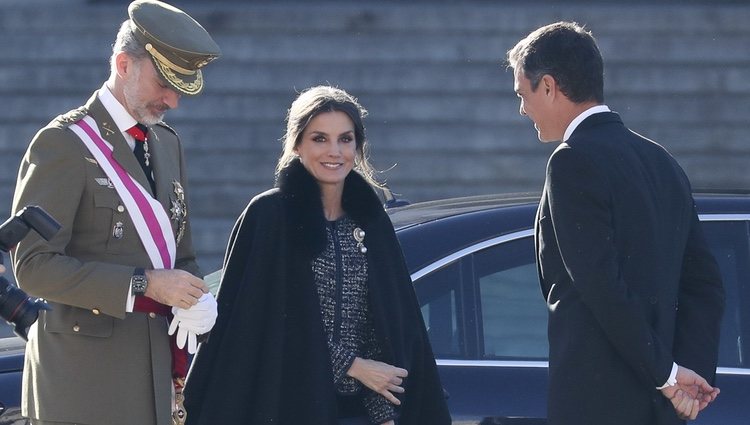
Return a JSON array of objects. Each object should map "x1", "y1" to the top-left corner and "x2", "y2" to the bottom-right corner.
[{"x1": 126, "y1": 282, "x2": 135, "y2": 312}]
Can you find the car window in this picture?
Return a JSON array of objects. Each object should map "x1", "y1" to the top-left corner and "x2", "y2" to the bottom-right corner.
[
  {"x1": 413, "y1": 235, "x2": 547, "y2": 361},
  {"x1": 701, "y1": 220, "x2": 750, "y2": 369},
  {"x1": 0, "y1": 274, "x2": 18, "y2": 338},
  {"x1": 0, "y1": 321, "x2": 13, "y2": 339},
  {"x1": 414, "y1": 261, "x2": 464, "y2": 358},
  {"x1": 472, "y1": 236, "x2": 548, "y2": 360}
]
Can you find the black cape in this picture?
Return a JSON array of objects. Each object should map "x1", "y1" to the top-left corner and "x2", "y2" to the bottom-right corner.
[{"x1": 184, "y1": 159, "x2": 451, "y2": 424}]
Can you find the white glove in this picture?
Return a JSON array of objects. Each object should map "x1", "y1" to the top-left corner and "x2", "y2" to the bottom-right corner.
[
  {"x1": 174, "y1": 293, "x2": 218, "y2": 333},
  {"x1": 168, "y1": 293, "x2": 218, "y2": 353},
  {"x1": 172, "y1": 324, "x2": 198, "y2": 354}
]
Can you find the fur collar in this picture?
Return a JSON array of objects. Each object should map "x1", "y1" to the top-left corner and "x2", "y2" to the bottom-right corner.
[{"x1": 276, "y1": 158, "x2": 384, "y2": 256}]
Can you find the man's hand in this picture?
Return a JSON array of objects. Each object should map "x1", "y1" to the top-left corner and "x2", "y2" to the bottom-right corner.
[
  {"x1": 144, "y1": 269, "x2": 208, "y2": 308},
  {"x1": 346, "y1": 357, "x2": 408, "y2": 405},
  {"x1": 661, "y1": 365, "x2": 720, "y2": 420}
]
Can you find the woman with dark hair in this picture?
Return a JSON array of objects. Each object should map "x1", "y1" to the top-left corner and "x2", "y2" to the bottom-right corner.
[{"x1": 184, "y1": 86, "x2": 451, "y2": 425}]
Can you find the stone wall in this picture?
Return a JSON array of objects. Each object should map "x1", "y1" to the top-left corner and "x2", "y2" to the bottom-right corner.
[{"x1": 0, "y1": 0, "x2": 748, "y2": 271}]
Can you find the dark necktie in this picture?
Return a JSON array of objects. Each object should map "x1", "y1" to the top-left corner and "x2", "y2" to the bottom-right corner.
[{"x1": 127, "y1": 124, "x2": 156, "y2": 195}]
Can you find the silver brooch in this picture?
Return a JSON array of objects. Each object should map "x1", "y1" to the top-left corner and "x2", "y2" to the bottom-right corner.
[{"x1": 353, "y1": 227, "x2": 367, "y2": 253}]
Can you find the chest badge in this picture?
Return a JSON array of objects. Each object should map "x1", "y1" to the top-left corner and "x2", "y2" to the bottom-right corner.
[
  {"x1": 95, "y1": 177, "x2": 115, "y2": 188},
  {"x1": 112, "y1": 221, "x2": 124, "y2": 239},
  {"x1": 170, "y1": 180, "x2": 187, "y2": 244}
]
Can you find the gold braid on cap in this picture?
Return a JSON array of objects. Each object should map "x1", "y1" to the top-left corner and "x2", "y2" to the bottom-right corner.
[
  {"x1": 145, "y1": 43, "x2": 196, "y2": 75},
  {"x1": 156, "y1": 64, "x2": 203, "y2": 95}
]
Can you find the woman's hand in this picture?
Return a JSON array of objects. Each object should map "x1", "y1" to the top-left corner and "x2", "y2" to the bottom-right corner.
[
  {"x1": 346, "y1": 357, "x2": 408, "y2": 405},
  {"x1": 381, "y1": 421, "x2": 395, "y2": 425}
]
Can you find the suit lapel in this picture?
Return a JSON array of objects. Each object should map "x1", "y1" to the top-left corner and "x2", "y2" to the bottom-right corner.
[{"x1": 85, "y1": 95, "x2": 153, "y2": 195}]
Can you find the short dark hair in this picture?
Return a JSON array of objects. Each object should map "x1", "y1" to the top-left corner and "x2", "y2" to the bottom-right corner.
[
  {"x1": 110, "y1": 20, "x2": 148, "y2": 73},
  {"x1": 507, "y1": 21, "x2": 604, "y2": 104}
]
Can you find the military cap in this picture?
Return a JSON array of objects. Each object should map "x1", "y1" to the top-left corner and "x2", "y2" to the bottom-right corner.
[{"x1": 128, "y1": 0, "x2": 220, "y2": 96}]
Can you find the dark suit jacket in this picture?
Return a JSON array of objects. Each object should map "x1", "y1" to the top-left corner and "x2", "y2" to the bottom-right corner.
[{"x1": 535, "y1": 112, "x2": 724, "y2": 425}]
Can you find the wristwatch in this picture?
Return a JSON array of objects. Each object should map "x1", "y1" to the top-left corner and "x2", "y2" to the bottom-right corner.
[{"x1": 131, "y1": 267, "x2": 148, "y2": 296}]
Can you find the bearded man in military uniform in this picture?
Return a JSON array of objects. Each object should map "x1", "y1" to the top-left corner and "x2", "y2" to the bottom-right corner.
[{"x1": 11, "y1": 1, "x2": 221, "y2": 424}]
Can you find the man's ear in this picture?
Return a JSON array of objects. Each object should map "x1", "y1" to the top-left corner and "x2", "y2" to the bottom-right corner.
[
  {"x1": 114, "y1": 52, "x2": 132, "y2": 79},
  {"x1": 541, "y1": 74, "x2": 556, "y2": 96}
]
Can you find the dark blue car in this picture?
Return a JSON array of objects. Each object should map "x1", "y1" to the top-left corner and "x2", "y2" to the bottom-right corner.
[{"x1": 1, "y1": 192, "x2": 748, "y2": 424}]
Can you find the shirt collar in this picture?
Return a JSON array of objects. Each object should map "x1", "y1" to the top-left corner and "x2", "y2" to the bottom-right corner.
[
  {"x1": 97, "y1": 83, "x2": 138, "y2": 134},
  {"x1": 563, "y1": 104, "x2": 611, "y2": 142}
]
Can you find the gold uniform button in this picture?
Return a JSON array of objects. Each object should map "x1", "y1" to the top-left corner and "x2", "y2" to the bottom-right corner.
[
  {"x1": 72, "y1": 325, "x2": 80, "y2": 332},
  {"x1": 117, "y1": 205, "x2": 125, "y2": 213},
  {"x1": 149, "y1": 312, "x2": 157, "y2": 319},
  {"x1": 92, "y1": 308, "x2": 101, "y2": 315}
]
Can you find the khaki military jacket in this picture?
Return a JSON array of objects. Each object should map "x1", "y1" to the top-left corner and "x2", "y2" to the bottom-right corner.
[{"x1": 11, "y1": 91, "x2": 201, "y2": 425}]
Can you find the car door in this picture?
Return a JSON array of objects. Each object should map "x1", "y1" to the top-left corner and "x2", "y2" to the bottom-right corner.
[
  {"x1": 412, "y1": 214, "x2": 750, "y2": 425},
  {"x1": 414, "y1": 229, "x2": 548, "y2": 424},
  {"x1": 690, "y1": 216, "x2": 750, "y2": 425}
]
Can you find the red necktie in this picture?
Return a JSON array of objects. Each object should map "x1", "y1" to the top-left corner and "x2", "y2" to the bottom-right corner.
[{"x1": 126, "y1": 123, "x2": 148, "y2": 142}]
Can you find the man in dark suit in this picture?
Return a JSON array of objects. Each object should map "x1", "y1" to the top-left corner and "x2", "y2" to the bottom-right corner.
[{"x1": 506, "y1": 22, "x2": 725, "y2": 424}]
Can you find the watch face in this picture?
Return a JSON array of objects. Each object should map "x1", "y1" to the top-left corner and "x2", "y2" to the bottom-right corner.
[{"x1": 132, "y1": 275, "x2": 148, "y2": 294}]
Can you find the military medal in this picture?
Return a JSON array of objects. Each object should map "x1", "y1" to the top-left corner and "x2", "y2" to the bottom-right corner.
[
  {"x1": 170, "y1": 180, "x2": 187, "y2": 244},
  {"x1": 172, "y1": 391, "x2": 187, "y2": 425},
  {"x1": 353, "y1": 227, "x2": 367, "y2": 253},
  {"x1": 171, "y1": 376, "x2": 187, "y2": 425},
  {"x1": 143, "y1": 140, "x2": 151, "y2": 167}
]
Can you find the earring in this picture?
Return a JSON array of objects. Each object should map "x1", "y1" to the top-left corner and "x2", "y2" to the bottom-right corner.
[{"x1": 353, "y1": 227, "x2": 367, "y2": 253}]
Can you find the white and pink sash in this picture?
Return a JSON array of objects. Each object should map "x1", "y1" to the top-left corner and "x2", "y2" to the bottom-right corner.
[{"x1": 70, "y1": 115, "x2": 175, "y2": 270}]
